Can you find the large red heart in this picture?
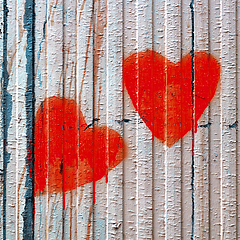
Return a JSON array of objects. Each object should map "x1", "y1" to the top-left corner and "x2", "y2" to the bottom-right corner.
[
  {"x1": 123, "y1": 50, "x2": 220, "y2": 147},
  {"x1": 34, "y1": 96, "x2": 125, "y2": 197}
]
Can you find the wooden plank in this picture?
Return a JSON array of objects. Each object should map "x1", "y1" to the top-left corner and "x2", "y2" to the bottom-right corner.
[
  {"x1": 92, "y1": 0, "x2": 107, "y2": 238},
  {"x1": 194, "y1": 0, "x2": 210, "y2": 238},
  {"x1": 105, "y1": 0, "x2": 124, "y2": 239},
  {"x1": 164, "y1": 0, "x2": 182, "y2": 238},
  {"x1": 76, "y1": 0, "x2": 94, "y2": 238},
  {"x1": 123, "y1": 0, "x2": 138, "y2": 238},
  {"x1": 152, "y1": 0, "x2": 166, "y2": 238},
  {"x1": 208, "y1": 0, "x2": 222, "y2": 238},
  {"x1": 1, "y1": 0, "x2": 31, "y2": 238},
  {"x1": 34, "y1": 0, "x2": 48, "y2": 238},
  {"x1": 5, "y1": 0, "x2": 16, "y2": 236},
  {"x1": 181, "y1": 0, "x2": 193, "y2": 238},
  {"x1": 5, "y1": 0, "x2": 19, "y2": 237},
  {"x1": 34, "y1": 0, "x2": 64, "y2": 238},
  {"x1": 16, "y1": 0, "x2": 30, "y2": 238},
  {"x1": 123, "y1": 0, "x2": 154, "y2": 238},
  {"x1": 62, "y1": 0, "x2": 78, "y2": 238},
  {"x1": 220, "y1": 0, "x2": 237, "y2": 238},
  {"x1": 135, "y1": 1, "x2": 153, "y2": 239}
]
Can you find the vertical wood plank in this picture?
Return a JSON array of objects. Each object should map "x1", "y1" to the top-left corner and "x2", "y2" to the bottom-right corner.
[
  {"x1": 34, "y1": 0, "x2": 47, "y2": 238},
  {"x1": 123, "y1": 0, "x2": 138, "y2": 238},
  {"x1": 17, "y1": 0, "x2": 30, "y2": 238},
  {"x1": 46, "y1": 0, "x2": 64, "y2": 237},
  {"x1": 34, "y1": 0, "x2": 64, "y2": 238},
  {"x1": 220, "y1": 0, "x2": 237, "y2": 238},
  {"x1": 5, "y1": 0, "x2": 18, "y2": 237},
  {"x1": 62, "y1": 0, "x2": 77, "y2": 238},
  {"x1": 208, "y1": 0, "x2": 222, "y2": 238},
  {"x1": 194, "y1": 0, "x2": 210, "y2": 238},
  {"x1": 152, "y1": 0, "x2": 166, "y2": 238},
  {"x1": 136, "y1": 1, "x2": 153, "y2": 238},
  {"x1": 164, "y1": 0, "x2": 182, "y2": 238},
  {"x1": 76, "y1": 0, "x2": 94, "y2": 238},
  {"x1": 6, "y1": 0, "x2": 16, "y2": 236},
  {"x1": 106, "y1": 0, "x2": 124, "y2": 239},
  {"x1": 181, "y1": 0, "x2": 193, "y2": 238},
  {"x1": 92, "y1": 0, "x2": 107, "y2": 238}
]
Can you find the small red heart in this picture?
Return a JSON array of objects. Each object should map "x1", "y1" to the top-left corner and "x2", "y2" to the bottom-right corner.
[
  {"x1": 34, "y1": 96, "x2": 125, "y2": 196},
  {"x1": 123, "y1": 50, "x2": 220, "y2": 147}
]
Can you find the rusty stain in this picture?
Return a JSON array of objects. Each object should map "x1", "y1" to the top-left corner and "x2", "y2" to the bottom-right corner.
[
  {"x1": 78, "y1": 15, "x2": 93, "y2": 105},
  {"x1": 78, "y1": 0, "x2": 87, "y2": 25},
  {"x1": 78, "y1": 186, "x2": 84, "y2": 207},
  {"x1": 48, "y1": 0, "x2": 60, "y2": 26},
  {"x1": 86, "y1": 204, "x2": 93, "y2": 240},
  {"x1": 93, "y1": 0, "x2": 107, "y2": 120}
]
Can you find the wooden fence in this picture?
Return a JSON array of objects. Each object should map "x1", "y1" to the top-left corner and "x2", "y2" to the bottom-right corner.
[{"x1": 0, "y1": 0, "x2": 239, "y2": 239}]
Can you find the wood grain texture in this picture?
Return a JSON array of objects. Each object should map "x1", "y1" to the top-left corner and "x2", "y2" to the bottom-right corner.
[
  {"x1": 76, "y1": 0, "x2": 94, "y2": 239},
  {"x1": 220, "y1": 0, "x2": 237, "y2": 238},
  {"x1": 105, "y1": 0, "x2": 124, "y2": 239},
  {"x1": 164, "y1": 0, "x2": 182, "y2": 238},
  {"x1": 194, "y1": 0, "x2": 210, "y2": 238},
  {"x1": 1, "y1": 0, "x2": 240, "y2": 239},
  {"x1": 181, "y1": 0, "x2": 193, "y2": 238},
  {"x1": 208, "y1": 0, "x2": 222, "y2": 238}
]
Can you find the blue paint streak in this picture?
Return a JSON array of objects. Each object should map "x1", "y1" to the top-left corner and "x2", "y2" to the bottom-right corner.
[
  {"x1": 36, "y1": 0, "x2": 47, "y2": 87},
  {"x1": 23, "y1": 0, "x2": 35, "y2": 238},
  {"x1": 1, "y1": 0, "x2": 12, "y2": 238},
  {"x1": 190, "y1": 0, "x2": 195, "y2": 239}
]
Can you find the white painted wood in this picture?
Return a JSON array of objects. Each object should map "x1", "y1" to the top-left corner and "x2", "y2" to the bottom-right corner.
[
  {"x1": 76, "y1": 0, "x2": 94, "y2": 238},
  {"x1": 136, "y1": 1, "x2": 154, "y2": 238},
  {"x1": 208, "y1": 0, "x2": 222, "y2": 238},
  {"x1": 5, "y1": 0, "x2": 29, "y2": 238},
  {"x1": 220, "y1": 0, "x2": 237, "y2": 238},
  {"x1": 92, "y1": 0, "x2": 108, "y2": 238},
  {"x1": 2, "y1": 1, "x2": 29, "y2": 239},
  {"x1": 34, "y1": 0, "x2": 64, "y2": 238},
  {"x1": 105, "y1": 0, "x2": 124, "y2": 239},
  {"x1": 164, "y1": 0, "x2": 182, "y2": 238},
  {"x1": 62, "y1": 0, "x2": 78, "y2": 238},
  {"x1": 123, "y1": 0, "x2": 153, "y2": 238},
  {"x1": 194, "y1": 0, "x2": 210, "y2": 238},
  {"x1": 45, "y1": 0, "x2": 64, "y2": 237},
  {"x1": 34, "y1": 0, "x2": 48, "y2": 238},
  {"x1": 5, "y1": 0, "x2": 18, "y2": 237},
  {"x1": 180, "y1": 0, "x2": 193, "y2": 238},
  {"x1": 152, "y1": 1, "x2": 166, "y2": 238},
  {"x1": 123, "y1": 0, "x2": 138, "y2": 238},
  {"x1": 16, "y1": 0, "x2": 29, "y2": 238}
]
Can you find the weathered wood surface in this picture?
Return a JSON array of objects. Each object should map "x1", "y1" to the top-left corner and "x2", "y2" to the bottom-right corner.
[{"x1": 0, "y1": 0, "x2": 240, "y2": 239}]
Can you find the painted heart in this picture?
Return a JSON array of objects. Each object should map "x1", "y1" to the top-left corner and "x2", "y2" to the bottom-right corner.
[
  {"x1": 123, "y1": 50, "x2": 220, "y2": 147},
  {"x1": 34, "y1": 96, "x2": 125, "y2": 197}
]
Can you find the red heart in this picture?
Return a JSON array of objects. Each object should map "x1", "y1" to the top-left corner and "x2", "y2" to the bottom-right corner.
[
  {"x1": 123, "y1": 50, "x2": 220, "y2": 147},
  {"x1": 34, "y1": 96, "x2": 125, "y2": 196}
]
